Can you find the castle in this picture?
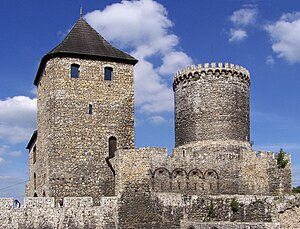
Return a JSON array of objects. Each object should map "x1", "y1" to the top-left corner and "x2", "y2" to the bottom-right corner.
[{"x1": 0, "y1": 16, "x2": 299, "y2": 229}]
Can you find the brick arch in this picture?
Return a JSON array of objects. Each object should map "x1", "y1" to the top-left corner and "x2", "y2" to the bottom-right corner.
[
  {"x1": 187, "y1": 169, "x2": 205, "y2": 194},
  {"x1": 187, "y1": 169, "x2": 204, "y2": 179},
  {"x1": 171, "y1": 168, "x2": 188, "y2": 178},
  {"x1": 171, "y1": 168, "x2": 188, "y2": 192},
  {"x1": 204, "y1": 169, "x2": 219, "y2": 194},
  {"x1": 151, "y1": 167, "x2": 171, "y2": 178},
  {"x1": 204, "y1": 169, "x2": 219, "y2": 179},
  {"x1": 151, "y1": 167, "x2": 171, "y2": 192}
]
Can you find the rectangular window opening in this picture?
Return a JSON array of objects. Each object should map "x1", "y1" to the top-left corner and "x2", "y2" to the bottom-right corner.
[
  {"x1": 104, "y1": 67, "x2": 113, "y2": 81},
  {"x1": 71, "y1": 64, "x2": 80, "y2": 78},
  {"x1": 88, "y1": 104, "x2": 93, "y2": 114}
]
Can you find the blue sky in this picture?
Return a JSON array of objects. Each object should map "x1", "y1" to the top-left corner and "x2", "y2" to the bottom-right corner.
[{"x1": 0, "y1": 0, "x2": 299, "y2": 200}]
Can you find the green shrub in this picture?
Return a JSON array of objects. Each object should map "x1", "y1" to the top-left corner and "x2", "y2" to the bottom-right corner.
[
  {"x1": 292, "y1": 186, "x2": 300, "y2": 194},
  {"x1": 230, "y1": 197, "x2": 239, "y2": 213},
  {"x1": 208, "y1": 200, "x2": 216, "y2": 218},
  {"x1": 276, "y1": 148, "x2": 288, "y2": 169}
]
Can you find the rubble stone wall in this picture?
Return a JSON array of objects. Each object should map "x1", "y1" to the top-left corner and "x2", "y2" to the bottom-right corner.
[
  {"x1": 26, "y1": 57, "x2": 135, "y2": 205},
  {"x1": 0, "y1": 197, "x2": 117, "y2": 229},
  {"x1": 0, "y1": 192, "x2": 297, "y2": 228},
  {"x1": 113, "y1": 146, "x2": 290, "y2": 198},
  {"x1": 174, "y1": 63, "x2": 250, "y2": 147}
]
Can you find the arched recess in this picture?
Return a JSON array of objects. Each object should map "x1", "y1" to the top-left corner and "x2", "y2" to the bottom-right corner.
[
  {"x1": 187, "y1": 169, "x2": 204, "y2": 194},
  {"x1": 33, "y1": 192, "x2": 38, "y2": 197},
  {"x1": 171, "y1": 168, "x2": 188, "y2": 192},
  {"x1": 151, "y1": 167, "x2": 171, "y2": 192},
  {"x1": 204, "y1": 169, "x2": 219, "y2": 194}
]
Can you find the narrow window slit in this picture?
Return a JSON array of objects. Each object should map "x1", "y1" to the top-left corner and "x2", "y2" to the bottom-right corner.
[{"x1": 88, "y1": 104, "x2": 93, "y2": 114}]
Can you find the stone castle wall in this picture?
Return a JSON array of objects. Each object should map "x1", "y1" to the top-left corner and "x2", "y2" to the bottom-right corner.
[
  {"x1": 174, "y1": 63, "x2": 250, "y2": 147},
  {"x1": 27, "y1": 57, "x2": 135, "y2": 204},
  {"x1": 112, "y1": 146, "x2": 290, "y2": 198},
  {"x1": 111, "y1": 148, "x2": 293, "y2": 228},
  {"x1": 0, "y1": 197, "x2": 117, "y2": 228},
  {"x1": 1, "y1": 195, "x2": 299, "y2": 228}
]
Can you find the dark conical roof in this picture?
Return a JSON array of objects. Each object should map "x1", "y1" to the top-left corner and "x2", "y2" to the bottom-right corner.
[{"x1": 34, "y1": 18, "x2": 138, "y2": 85}]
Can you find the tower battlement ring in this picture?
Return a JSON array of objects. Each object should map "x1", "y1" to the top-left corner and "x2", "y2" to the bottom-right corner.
[{"x1": 173, "y1": 62, "x2": 250, "y2": 89}]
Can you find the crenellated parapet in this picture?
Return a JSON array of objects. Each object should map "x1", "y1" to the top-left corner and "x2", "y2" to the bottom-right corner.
[{"x1": 173, "y1": 62, "x2": 250, "y2": 89}]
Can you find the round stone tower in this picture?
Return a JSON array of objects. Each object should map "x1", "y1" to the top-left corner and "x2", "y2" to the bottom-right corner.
[{"x1": 173, "y1": 62, "x2": 250, "y2": 148}]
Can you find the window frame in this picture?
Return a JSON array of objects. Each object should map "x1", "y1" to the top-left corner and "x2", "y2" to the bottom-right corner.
[
  {"x1": 104, "y1": 66, "x2": 113, "y2": 81},
  {"x1": 71, "y1": 64, "x2": 80, "y2": 78}
]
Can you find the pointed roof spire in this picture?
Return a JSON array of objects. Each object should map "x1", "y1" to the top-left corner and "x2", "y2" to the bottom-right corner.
[
  {"x1": 34, "y1": 18, "x2": 138, "y2": 85},
  {"x1": 80, "y1": 6, "x2": 83, "y2": 18}
]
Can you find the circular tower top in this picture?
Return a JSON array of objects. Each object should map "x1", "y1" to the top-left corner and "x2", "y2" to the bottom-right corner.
[{"x1": 173, "y1": 62, "x2": 250, "y2": 148}]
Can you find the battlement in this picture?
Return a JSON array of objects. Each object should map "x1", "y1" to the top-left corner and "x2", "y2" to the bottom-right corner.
[
  {"x1": 0, "y1": 197, "x2": 101, "y2": 209},
  {"x1": 173, "y1": 62, "x2": 250, "y2": 88},
  {"x1": 239, "y1": 149, "x2": 292, "y2": 162}
]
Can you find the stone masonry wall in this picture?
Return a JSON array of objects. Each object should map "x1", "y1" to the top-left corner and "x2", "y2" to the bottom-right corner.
[
  {"x1": 26, "y1": 57, "x2": 135, "y2": 205},
  {"x1": 0, "y1": 197, "x2": 117, "y2": 229},
  {"x1": 112, "y1": 147, "x2": 298, "y2": 228},
  {"x1": 174, "y1": 63, "x2": 250, "y2": 147},
  {"x1": 1, "y1": 195, "x2": 299, "y2": 228},
  {"x1": 113, "y1": 145, "x2": 290, "y2": 198}
]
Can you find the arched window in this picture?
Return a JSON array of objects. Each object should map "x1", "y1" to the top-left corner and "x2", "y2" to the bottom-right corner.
[
  {"x1": 109, "y1": 136, "x2": 117, "y2": 157},
  {"x1": 33, "y1": 192, "x2": 38, "y2": 197},
  {"x1": 33, "y1": 145, "x2": 36, "y2": 164},
  {"x1": 34, "y1": 173, "x2": 36, "y2": 189},
  {"x1": 71, "y1": 64, "x2": 80, "y2": 78},
  {"x1": 104, "y1": 67, "x2": 113, "y2": 81}
]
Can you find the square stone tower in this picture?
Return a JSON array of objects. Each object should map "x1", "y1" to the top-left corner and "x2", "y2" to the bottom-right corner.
[{"x1": 25, "y1": 17, "x2": 137, "y2": 205}]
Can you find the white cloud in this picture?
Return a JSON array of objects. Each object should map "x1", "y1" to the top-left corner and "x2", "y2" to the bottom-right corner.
[
  {"x1": 0, "y1": 157, "x2": 5, "y2": 165},
  {"x1": 0, "y1": 176, "x2": 14, "y2": 181},
  {"x1": 148, "y1": 115, "x2": 167, "y2": 124},
  {"x1": 266, "y1": 55, "x2": 275, "y2": 65},
  {"x1": 265, "y1": 12, "x2": 300, "y2": 63},
  {"x1": 229, "y1": 29, "x2": 247, "y2": 42},
  {"x1": 230, "y1": 7, "x2": 258, "y2": 27},
  {"x1": 0, "y1": 145, "x2": 22, "y2": 165},
  {"x1": 158, "y1": 51, "x2": 193, "y2": 75},
  {"x1": 134, "y1": 59, "x2": 173, "y2": 113},
  {"x1": 228, "y1": 7, "x2": 257, "y2": 43},
  {"x1": 0, "y1": 96, "x2": 37, "y2": 143},
  {"x1": 85, "y1": 0, "x2": 193, "y2": 113}
]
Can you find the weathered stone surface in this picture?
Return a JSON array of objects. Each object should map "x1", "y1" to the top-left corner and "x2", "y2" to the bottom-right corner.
[
  {"x1": 1, "y1": 195, "x2": 299, "y2": 228},
  {"x1": 174, "y1": 63, "x2": 250, "y2": 148},
  {"x1": 26, "y1": 57, "x2": 135, "y2": 205},
  {"x1": 10, "y1": 13, "x2": 294, "y2": 228}
]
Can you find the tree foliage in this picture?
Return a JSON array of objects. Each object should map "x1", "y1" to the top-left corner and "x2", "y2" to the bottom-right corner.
[
  {"x1": 292, "y1": 186, "x2": 300, "y2": 194},
  {"x1": 276, "y1": 148, "x2": 288, "y2": 169}
]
